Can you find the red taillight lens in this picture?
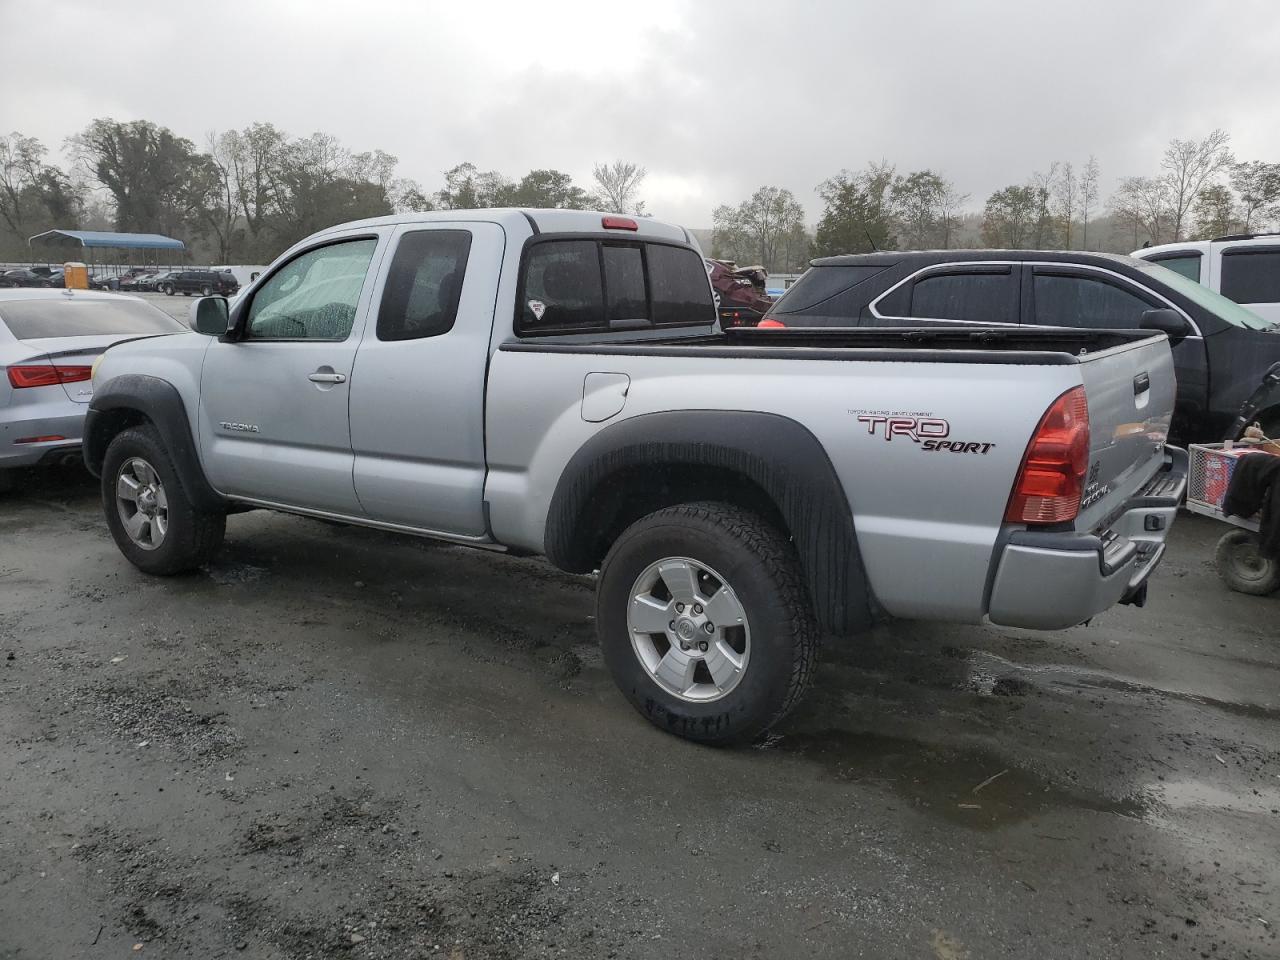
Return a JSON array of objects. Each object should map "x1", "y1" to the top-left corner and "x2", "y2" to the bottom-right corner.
[
  {"x1": 7, "y1": 364, "x2": 93, "y2": 389},
  {"x1": 1005, "y1": 386, "x2": 1090, "y2": 524},
  {"x1": 757, "y1": 318, "x2": 787, "y2": 329},
  {"x1": 601, "y1": 216, "x2": 638, "y2": 231}
]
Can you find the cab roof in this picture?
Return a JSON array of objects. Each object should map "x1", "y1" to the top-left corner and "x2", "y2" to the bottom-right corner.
[{"x1": 310, "y1": 208, "x2": 693, "y2": 245}]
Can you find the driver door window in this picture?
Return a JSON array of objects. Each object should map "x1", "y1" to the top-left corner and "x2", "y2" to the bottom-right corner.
[{"x1": 246, "y1": 238, "x2": 378, "y2": 340}]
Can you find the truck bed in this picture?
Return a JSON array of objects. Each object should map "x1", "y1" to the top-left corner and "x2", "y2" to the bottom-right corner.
[{"x1": 500, "y1": 325, "x2": 1165, "y2": 366}]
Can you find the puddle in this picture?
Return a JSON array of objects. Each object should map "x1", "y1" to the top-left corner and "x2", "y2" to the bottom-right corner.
[
  {"x1": 1048, "y1": 672, "x2": 1280, "y2": 724},
  {"x1": 770, "y1": 729, "x2": 1145, "y2": 829},
  {"x1": 1143, "y1": 778, "x2": 1280, "y2": 821},
  {"x1": 960, "y1": 650, "x2": 1280, "y2": 723}
]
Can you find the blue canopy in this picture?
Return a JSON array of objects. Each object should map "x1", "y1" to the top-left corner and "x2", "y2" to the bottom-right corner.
[{"x1": 28, "y1": 229, "x2": 186, "y2": 251}]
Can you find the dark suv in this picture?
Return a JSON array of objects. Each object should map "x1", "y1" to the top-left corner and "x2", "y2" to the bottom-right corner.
[
  {"x1": 761, "y1": 249, "x2": 1280, "y2": 443},
  {"x1": 161, "y1": 270, "x2": 239, "y2": 297}
]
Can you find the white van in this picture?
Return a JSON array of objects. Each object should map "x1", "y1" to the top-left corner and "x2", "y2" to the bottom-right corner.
[{"x1": 1133, "y1": 234, "x2": 1280, "y2": 326}]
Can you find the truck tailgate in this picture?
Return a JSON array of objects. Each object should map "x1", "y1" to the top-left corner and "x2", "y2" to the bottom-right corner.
[{"x1": 1073, "y1": 334, "x2": 1176, "y2": 531}]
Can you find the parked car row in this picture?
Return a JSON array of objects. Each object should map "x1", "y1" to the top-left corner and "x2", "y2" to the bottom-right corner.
[{"x1": 1, "y1": 266, "x2": 242, "y2": 296}]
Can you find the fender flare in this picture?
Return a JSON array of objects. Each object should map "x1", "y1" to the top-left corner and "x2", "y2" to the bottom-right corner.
[
  {"x1": 83, "y1": 374, "x2": 224, "y2": 512},
  {"x1": 545, "y1": 410, "x2": 873, "y2": 635}
]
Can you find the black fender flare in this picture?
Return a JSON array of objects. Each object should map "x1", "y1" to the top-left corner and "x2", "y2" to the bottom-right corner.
[
  {"x1": 545, "y1": 410, "x2": 873, "y2": 635},
  {"x1": 83, "y1": 374, "x2": 224, "y2": 512}
]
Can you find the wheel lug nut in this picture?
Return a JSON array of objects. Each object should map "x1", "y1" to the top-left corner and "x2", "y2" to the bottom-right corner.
[
  {"x1": 703, "y1": 622, "x2": 715, "y2": 634},
  {"x1": 669, "y1": 620, "x2": 676, "y2": 630},
  {"x1": 697, "y1": 640, "x2": 709, "y2": 652},
  {"x1": 680, "y1": 642, "x2": 690, "y2": 651},
  {"x1": 675, "y1": 602, "x2": 685, "y2": 613},
  {"x1": 693, "y1": 604, "x2": 703, "y2": 615}
]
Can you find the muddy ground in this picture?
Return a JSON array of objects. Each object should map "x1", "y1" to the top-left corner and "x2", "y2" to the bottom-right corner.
[{"x1": 1, "y1": 466, "x2": 1277, "y2": 960}]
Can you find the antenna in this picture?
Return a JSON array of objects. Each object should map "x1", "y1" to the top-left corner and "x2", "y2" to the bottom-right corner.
[{"x1": 864, "y1": 228, "x2": 878, "y2": 252}]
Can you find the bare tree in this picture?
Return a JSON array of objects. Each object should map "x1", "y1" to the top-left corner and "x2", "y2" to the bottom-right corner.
[
  {"x1": 591, "y1": 160, "x2": 646, "y2": 214},
  {"x1": 1079, "y1": 156, "x2": 1100, "y2": 249},
  {"x1": 1054, "y1": 161, "x2": 1077, "y2": 248},
  {"x1": 200, "y1": 131, "x2": 240, "y2": 262},
  {"x1": 1029, "y1": 163, "x2": 1060, "y2": 247},
  {"x1": 1110, "y1": 175, "x2": 1171, "y2": 247},
  {"x1": 937, "y1": 180, "x2": 969, "y2": 249},
  {"x1": 1230, "y1": 160, "x2": 1280, "y2": 231},
  {"x1": 1161, "y1": 129, "x2": 1234, "y2": 241}
]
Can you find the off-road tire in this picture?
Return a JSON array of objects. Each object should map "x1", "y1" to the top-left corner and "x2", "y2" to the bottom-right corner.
[
  {"x1": 597, "y1": 501, "x2": 819, "y2": 745},
  {"x1": 102, "y1": 425, "x2": 225, "y2": 575},
  {"x1": 1215, "y1": 528, "x2": 1280, "y2": 595}
]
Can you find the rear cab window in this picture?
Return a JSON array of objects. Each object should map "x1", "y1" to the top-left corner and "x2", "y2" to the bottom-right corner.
[{"x1": 517, "y1": 237, "x2": 713, "y2": 336}]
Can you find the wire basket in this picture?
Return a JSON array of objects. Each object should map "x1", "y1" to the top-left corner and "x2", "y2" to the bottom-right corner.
[{"x1": 1186, "y1": 443, "x2": 1263, "y2": 527}]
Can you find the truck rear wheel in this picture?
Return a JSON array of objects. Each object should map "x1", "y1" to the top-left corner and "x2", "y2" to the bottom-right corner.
[
  {"x1": 597, "y1": 501, "x2": 818, "y2": 745},
  {"x1": 1215, "y1": 529, "x2": 1280, "y2": 595},
  {"x1": 102, "y1": 425, "x2": 225, "y2": 575}
]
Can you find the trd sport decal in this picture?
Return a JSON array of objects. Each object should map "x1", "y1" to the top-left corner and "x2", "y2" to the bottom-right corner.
[{"x1": 853, "y1": 412, "x2": 996, "y2": 455}]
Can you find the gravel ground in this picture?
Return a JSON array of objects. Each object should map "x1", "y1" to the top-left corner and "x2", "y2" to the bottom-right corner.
[{"x1": 1, "y1": 465, "x2": 1278, "y2": 960}]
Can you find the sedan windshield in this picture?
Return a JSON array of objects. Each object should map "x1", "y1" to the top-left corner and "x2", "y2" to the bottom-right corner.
[
  {"x1": 0, "y1": 297, "x2": 187, "y2": 340},
  {"x1": 1136, "y1": 261, "x2": 1279, "y2": 331}
]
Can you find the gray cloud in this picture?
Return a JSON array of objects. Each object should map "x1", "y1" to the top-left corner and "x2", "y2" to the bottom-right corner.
[{"x1": 3, "y1": 0, "x2": 1279, "y2": 226}]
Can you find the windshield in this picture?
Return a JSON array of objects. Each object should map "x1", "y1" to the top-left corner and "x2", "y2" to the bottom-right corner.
[
  {"x1": 1136, "y1": 261, "x2": 1278, "y2": 331},
  {"x1": 0, "y1": 297, "x2": 187, "y2": 340}
]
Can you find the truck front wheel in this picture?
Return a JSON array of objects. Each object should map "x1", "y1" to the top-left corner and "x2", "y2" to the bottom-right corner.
[
  {"x1": 102, "y1": 425, "x2": 226, "y2": 575},
  {"x1": 597, "y1": 501, "x2": 818, "y2": 745}
]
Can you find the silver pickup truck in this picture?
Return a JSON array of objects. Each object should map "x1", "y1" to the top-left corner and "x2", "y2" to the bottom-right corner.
[{"x1": 85, "y1": 209, "x2": 1187, "y2": 744}]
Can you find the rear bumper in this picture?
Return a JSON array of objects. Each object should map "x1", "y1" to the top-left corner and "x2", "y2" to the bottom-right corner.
[
  {"x1": 987, "y1": 446, "x2": 1187, "y2": 629},
  {"x1": 1, "y1": 408, "x2": 87, "y2": 469}
]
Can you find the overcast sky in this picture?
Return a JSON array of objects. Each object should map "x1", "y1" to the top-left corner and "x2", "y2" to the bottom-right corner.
[{"x1": 3, "y1": 0, "x2": 1280, "y2": 227}]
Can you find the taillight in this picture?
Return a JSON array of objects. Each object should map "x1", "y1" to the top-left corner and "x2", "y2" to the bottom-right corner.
[
  {"x1": 757, "y1": 318, "x2": 787, "y2": 329},
  {"x1": 7, "y1": 364, "x2": 94, "y2": 389},
  {"x1": 1005, "y1": 386, "x2": 1090, "y2": 524}
]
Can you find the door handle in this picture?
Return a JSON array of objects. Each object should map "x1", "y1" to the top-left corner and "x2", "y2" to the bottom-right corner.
[
  {"x1": 1133, "y1": 372, "x2": 1150, "y2": 395},
  {"x1": 308, "y1": 371, "x2": 347, "y2": 384}
]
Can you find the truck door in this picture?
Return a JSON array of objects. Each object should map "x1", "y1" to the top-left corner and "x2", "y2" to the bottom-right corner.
[
  {"x1": 197, "y1": 232, "x2": 386, "y2": 514},
  {"x1": 348, "y1": 222, "x2": 504, "y2": 537}
]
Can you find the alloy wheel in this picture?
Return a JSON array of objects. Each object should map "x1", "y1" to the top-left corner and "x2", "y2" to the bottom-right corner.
[
  {"x1": 115, "y1": 457, "x2": 169, "y2": 550},
  {"x1": 627, "y1": 556, "x2": 750, "y2": 702}
]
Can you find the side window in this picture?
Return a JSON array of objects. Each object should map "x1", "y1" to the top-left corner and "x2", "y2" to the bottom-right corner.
[
  {"x1": 1150, "y1": 253, "x2": 1202, "y2": 282},
  {"x1": 246, "y1": 238, "x2": 378, "y2": 340},
  {"x1": 909, "y1": 270, "x2": 1016, "y2": 324},
  {"x1": 603, "y1": 244, "x2": 647, "y2": 322},
  {"x1": 1033, "y1": 274, "x2": 1154, "y2": 329},
  {"x1": 376, "y1": 230, "x2": 472, "y2": 341},
  {"x1": 648, "y1": 243, "x2": 715, "y2": 325},
  {"x1": 1220, "y1": 250, "x2": 1280, "y2": 304},
  {"x1": 520, "y1": 240, "x2": 604, "y2": 333}
]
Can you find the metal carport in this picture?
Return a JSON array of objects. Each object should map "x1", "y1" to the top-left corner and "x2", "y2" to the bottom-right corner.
[{"x1": 27, "y1": 230, "x2": 186, "y2": 279}]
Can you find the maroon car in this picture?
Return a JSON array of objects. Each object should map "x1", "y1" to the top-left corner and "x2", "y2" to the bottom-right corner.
[{"x1": 706, "y1": 259, "x2": 773, "y2": 327}]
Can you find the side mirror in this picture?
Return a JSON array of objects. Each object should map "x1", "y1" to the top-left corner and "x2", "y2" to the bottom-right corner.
[
  {"x1": 190, "y1": 296, "x2": 230, "y2": 336},
  {"x1": 1140, "y1": 308, "x2": 1191, "y2": 344}
]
